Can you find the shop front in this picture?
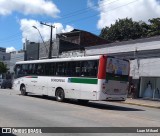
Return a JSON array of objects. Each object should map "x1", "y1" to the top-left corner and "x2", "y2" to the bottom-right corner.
[{"x1": 139, "y1": 77, "x2": 160, "y2": 100}]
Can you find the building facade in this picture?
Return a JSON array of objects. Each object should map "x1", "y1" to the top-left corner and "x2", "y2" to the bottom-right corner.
[
  {"x1": 0, "y1": 48, "x2": 10, "y2": 70},
  {"x1": 57, "y1": 29, "x2": 108, "y2": 47},
  {"x1": 0, "y1": 47, "x2": 6, "y2": 52},
  {"x1": 9, "y1": 51, "x2": 25, "y2": 73},
  {"x1": 25, "y1": 40, "x2": 39, "y2": 60},
  {"x1": 39, "y1": 29, "x2": 108, "y2": 59},
  {"x1": 85, "y1": 36, "x2": 160, "y2": 100}
]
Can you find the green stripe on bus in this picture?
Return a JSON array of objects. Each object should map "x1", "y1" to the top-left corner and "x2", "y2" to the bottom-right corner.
[
  {"x1": 69, "y1": 78, "x2": 98, "y2": 84},
  {"x1": 26, "y1": 76, "x2": 38, "y2": 78}
]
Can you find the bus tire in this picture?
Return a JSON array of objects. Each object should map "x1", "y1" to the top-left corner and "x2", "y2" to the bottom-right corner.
[
  {"x1": 56, "y1": 88, "x2": 65, "y2": 102},
  {"x1": 20, "y1": 85, "x2": 27, "y2": 96}
]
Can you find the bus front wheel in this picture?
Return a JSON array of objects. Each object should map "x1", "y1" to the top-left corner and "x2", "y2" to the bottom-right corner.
[
  {"x1": 20, "y1": 85, "x2": 27, "y2": 96},
  {"x1": 56, "y1": 88, "x2": 65, "y2": 102}
]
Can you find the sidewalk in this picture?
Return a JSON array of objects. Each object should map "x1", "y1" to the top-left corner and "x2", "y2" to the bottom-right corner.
[{"x1": 122, "y1": 98, "x2": 160, "y2": 109}]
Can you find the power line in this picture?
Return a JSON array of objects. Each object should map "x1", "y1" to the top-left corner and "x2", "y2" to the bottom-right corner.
[
  {"x1": 53, "y1": 0, "x2": 120, "y2": 22},
  {"x1": 0, "y1": 0, "x2": 140, "y2": 49},
  {"x1": 0, "y1": 0, "x2": 139, "y2": 44},
  {"x1": 0, "y1": 0, "x2": 98, "y2": 42},
  {"x1": 63, "y1": 0, "x2": 139, "y2": 24},
  {"x1": 0, "y1": 0, "x2": 130, "y2": 41}
]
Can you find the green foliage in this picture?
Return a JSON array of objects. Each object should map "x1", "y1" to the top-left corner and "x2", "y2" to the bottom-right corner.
[
  {"x1": 0, "y1": 61, "x2": 8, "y2": 74},
  {"x1": 148, "y1": 18, "x2": 160, "y2": 36},
  {"x1": 100, "y1": 18, "x2": 160, "y2": 43}
]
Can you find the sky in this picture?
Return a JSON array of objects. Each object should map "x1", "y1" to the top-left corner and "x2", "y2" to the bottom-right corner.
[{"x1": 0, "y1": 0, "x2": 160, "y2": 52}]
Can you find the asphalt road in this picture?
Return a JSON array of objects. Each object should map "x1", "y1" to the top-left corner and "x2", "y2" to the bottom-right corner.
[{"x1": 0, "y1": 89, "x2": 160, "y2": 136}]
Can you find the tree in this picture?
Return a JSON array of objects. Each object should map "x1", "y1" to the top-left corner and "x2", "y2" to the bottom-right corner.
[
  {"x1": 0, "y1": 61, "x2": 8, "y2": 74},
  {"x1": 148, "y1": 18, "x2": 160, "y2": 36},
  {"x1": 139, "y1": 21, "x2": 151, "y2": 37},
  {"x1": 99, "y1": 18, "x2": 148, "y2": 43}
]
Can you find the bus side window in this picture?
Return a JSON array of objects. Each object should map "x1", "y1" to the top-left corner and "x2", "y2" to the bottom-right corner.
[
  {"x1": 33, "y1": 64, "x2": 36, "y2": 75},
  {"x1": 35, "y1": 63, "x2": 45, "y2": 75},
  {"x1": 88, "y1": 60, "x2": 98, "y2": 77},
  {"x1": 75, "y1": 61, "x2": 80, "y2": 77},
  {"x1": 22, "y1": 64, "x2": 29, "y2": 76},
  {"x1": 66, "y1": 61, "x2": 80, "y2": 77},
  {"x1": 56, "y1": 62, "x2": 66, "y2": 76},
  {"x1": 81, "y1": 61, "x2": 88, "y2": 77},
  {"x1": 28, "y1": 64, "x2": 35, "y2": 75},
  {"x1": 28, "y1": 64, "x2": 32, "y2": 75},
  {"x1": 81, "y1": 60, "x2": 98, "y2": 77},
  {"x1": 15, "y1": 64, "x2": 22, "y2": 78},
  {"x1": 49, "y1": 63, "x2": 54, "y2": 76},
  {"x1": 45, "y1": 63, "x2": 51, "y2": 76},
  {"x1": 66, "y1": 62, "x2": 74, "y2": 76}
]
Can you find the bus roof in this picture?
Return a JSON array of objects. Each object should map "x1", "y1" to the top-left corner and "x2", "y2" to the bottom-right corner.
[{"x1": 16, "y1": 55, "x2": 101, "y2": 64}]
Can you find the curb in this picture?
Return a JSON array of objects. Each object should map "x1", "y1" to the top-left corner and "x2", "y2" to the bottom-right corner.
[{"x1": 122, "y1": 101, "x2": 160, "y2": 109}]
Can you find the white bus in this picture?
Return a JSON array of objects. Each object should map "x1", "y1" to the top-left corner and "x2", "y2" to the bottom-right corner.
[{"x1": 13, "y1": 55, "x2": 129, "y2": 103}]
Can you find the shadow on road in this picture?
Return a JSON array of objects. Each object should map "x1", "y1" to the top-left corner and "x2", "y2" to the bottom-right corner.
[
  {"x1": 25, "y1": 94, "x2": 144, "y2": 112},
  {"x1": 85, "y1": 102, "x2": 144, "y2": 111}
]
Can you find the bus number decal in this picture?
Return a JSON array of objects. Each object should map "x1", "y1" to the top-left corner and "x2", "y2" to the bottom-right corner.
[{"x1": 51, "y1": 79, "x2": 65, "y2": 82}]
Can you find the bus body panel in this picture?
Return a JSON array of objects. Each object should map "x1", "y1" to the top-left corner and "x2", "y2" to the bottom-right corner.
[
  {"x1": 13, "y1": 55, "x2": 129, "y2": 101},
  {"x1": 65, "y1": 78, "x2": 80, "y2": 99},
  {"x1": 80, "y1": 80, "x2": 98, "y2": 100},
  {"x1": 14, "y1": 76, "x2": 98, "y2": 100},
  {"x1": 97, "y1": 79, "x2": 127, "y2": 100}
]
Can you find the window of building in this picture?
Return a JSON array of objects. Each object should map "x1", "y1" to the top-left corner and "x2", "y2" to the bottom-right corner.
[{"x1": 3, "y1": 56, "x2": 5, "y2": 61}]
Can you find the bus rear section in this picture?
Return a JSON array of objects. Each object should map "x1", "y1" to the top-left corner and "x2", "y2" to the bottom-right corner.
[{"x1": 97, "y1": 56, "x2": 129, "y2": 101}]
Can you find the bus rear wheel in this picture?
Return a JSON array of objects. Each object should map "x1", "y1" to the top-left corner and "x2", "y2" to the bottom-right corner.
[
  {"x1": 56, "y1": 88, "x2": 65, "y2": 102},
  {"x1": 20, "y1": 85, "x2": 27, "y2": 96}
]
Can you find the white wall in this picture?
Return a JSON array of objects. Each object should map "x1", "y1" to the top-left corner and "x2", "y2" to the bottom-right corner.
[
  {"x1": 85, "y1": 41, "x2": 160, "y2": 56},
  {"x1": 130, "y1": 60, "x2": 139, "y2": 79},
  {"x1": 130, "y1": 57, "x2": 160, "y2": 78}
]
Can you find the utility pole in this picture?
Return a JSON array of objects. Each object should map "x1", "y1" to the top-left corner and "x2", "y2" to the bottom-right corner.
[{"x1": 40, "y1": 22, "x2": 55, "y2": 59}]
